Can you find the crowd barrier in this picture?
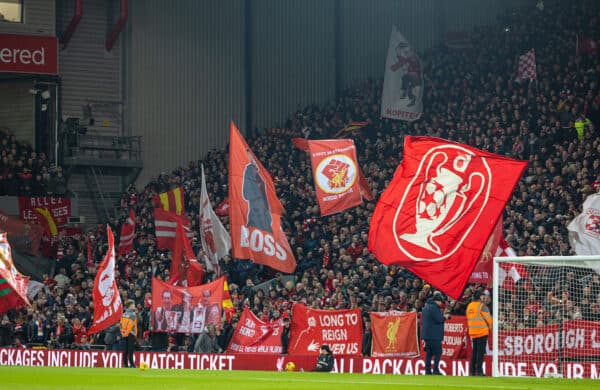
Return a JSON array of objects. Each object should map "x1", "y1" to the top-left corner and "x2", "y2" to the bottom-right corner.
[{"x1": 1, "y1": 348, "x2": 599, "y2": 378}]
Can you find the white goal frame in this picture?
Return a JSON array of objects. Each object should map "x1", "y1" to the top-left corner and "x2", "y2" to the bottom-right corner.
[{"x1": 492, "y1": 255, "x2": 600, "y2": 378}]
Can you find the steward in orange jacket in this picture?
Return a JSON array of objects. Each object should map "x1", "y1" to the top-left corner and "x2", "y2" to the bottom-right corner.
[{"x1": 466, "y1": 291, "x2": 492, "y2": 376}]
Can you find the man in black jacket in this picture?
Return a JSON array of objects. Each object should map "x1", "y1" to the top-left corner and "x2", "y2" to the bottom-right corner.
[
  {"x1": 280, "y1": 317, "x2": 290, "y2": 355},
  {"x1": 313, "y1": 344, "x2": 334, "y2": 372},
  {"x1": 421, "y1": 293, "x2": 447, "y2": 375}
]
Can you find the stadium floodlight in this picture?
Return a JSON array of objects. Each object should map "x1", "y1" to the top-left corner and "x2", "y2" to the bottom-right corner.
[{"x1": 492, "y1": 255, "x2": 600, "y2": 378}]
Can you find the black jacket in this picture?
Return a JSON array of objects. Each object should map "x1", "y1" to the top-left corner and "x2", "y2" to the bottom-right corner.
[
  {"x1": 421, "y1": 298, "x2": 445, "y2": 341},
  {"x1": 314, "y1": 353, "x2": 334, "y2": 372}
]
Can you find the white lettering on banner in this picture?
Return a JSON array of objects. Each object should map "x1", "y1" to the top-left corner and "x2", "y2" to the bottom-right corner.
[
  {"x1": 29, "y1": 197, "x2": 63, "y2": 207},
  {"x1": 322, "y1": 329, "x2": 347, "y2": 341},
  {"x1": 189, "y1": 355, "x2": 234, "y2": 370},
  {"x1": 444, "y1": 323, "x2": 464, "y2": 332},
  {"x1": 239, "y1": 226, "x2": 287, "y2": 261},
  {"x1": 501, "y1": 329, "x2": 586, "y2": 356},
  {"x1": 0, "y1": 47, "x2": 45, "y2": 65},
  {"x1": 443, "y1": 336, "x2": 462, "y2": 346},
  {"x1": 239, "y1": 326, "x2": 256, "y2": 338}
]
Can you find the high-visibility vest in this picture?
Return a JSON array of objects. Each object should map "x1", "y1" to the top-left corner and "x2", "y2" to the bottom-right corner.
[
  {"x1": 120, "y1": 315, "x2": 138, "y2": 337},
  {"x1": 466, "y1": 301, "x2": 492, "y2": 339}
]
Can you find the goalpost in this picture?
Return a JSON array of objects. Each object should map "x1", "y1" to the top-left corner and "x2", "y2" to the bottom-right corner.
[{"x1": 492, "y1": 255, "x2": 600, "y2": 378}]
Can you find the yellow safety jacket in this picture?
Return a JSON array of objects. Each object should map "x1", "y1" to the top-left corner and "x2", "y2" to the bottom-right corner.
[
  {"x1": 466, "y1": 301, "x2": 492, "y2": 339},
  {"x1": 120, "y1": 310, "x2": 138, "y2": 337}
]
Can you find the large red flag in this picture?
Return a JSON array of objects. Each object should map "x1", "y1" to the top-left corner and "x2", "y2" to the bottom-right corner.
[
  {"x1": 88, "y1": 226, "x2": 123, "y2": 334},
  {"x1": 154, "y1": 208, "x2": 193, "y2": 250},
  {"x1": 153, "y1": 186, "x2": 185, "y2": 215},
  {"x1": 118, "y1": 209, "x2": 136, "y2": 256},
  {"x1": 229, "y1": 121, "x2": 296, "y2": 274},
  {"x1": 0, "y1": 233, "x2": 30, "y2": 314},
  {"x1": 368, "y1": 136, "x2": 527, "y2": 299},
  {"x1": 168, "y1": 221, "x2": 205, "y2": 287},
  {"x1": 308, "y1": 139, "x2": 362, "y2": 216}
]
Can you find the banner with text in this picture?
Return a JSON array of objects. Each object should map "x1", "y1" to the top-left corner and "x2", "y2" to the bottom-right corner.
[
  {"x1": 2, "y1": 348, "x2": 600, "y2": 378},
  {"x1": 370, "y1": 311, "x2": 419, "y2": 358},
  {"x1": 226, "y1": 307, "x2": 284, "y2": 354},
  {"x1": 308, "y1": 139, "x2": 362, "y2": 216},
  {"x1": 288, "y1": 304, "x2": 362, "y2": 356}
]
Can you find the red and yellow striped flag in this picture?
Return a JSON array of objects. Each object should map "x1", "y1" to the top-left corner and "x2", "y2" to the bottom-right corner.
[
  {"x1": 153, "y1": 186, "x2": 185, "y2": 215},
  {"x1": 223, "y1": 280, "x2": 236, "y2": 323}
]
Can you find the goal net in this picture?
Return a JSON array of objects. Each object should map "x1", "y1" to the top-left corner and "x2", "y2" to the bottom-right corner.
[{"x1": 492, "y1": 255, "x2": 600, "y2": 379}]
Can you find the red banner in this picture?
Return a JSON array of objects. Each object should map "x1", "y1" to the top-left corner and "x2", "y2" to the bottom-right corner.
[
  {"x1": 226, "y1": 308, "x2": 284, "y2": 354},
  {"x1": 151, "y1": 277, "x2": 224, "y2": 333},
  {"x1": 0, "y1": 233, "x2": 30, "y2": 314},
  {"x1": 2, "y1": 348, "x2": 600, "y2": 378},
  {"x1": 18, "y1": 197, "x2": 71, "y2": 234},
  {"x1": 438, "y1": 316, "x2": 469, "y2": 359},
  {"x1": 308, "y1": 139, "x2": 362, "y2": 216},
  {"x1": 468, "y1": 217, "x2": 503, "y2": 284},
  {"x1": 0, "y1": 34, "x2": 58, "y2": 75},
  {"x1": 229, "y1": 122, "x2": 296, "y2": 273},
  {"x1": 368, "y1": 136, "x2": 527, "y2": 299},
  {"x1": 498, "y1": 320, "x2": 600, "y2": 360},
  {"x1": 0, "y1": 210, "x2": 43, "y2": 256},
  {"x1": 370, "y1": 311, "x2": 419, "y2": 357},
  {"x1": 288, "y1": 304, "x2": 362, "y2": 356},
  {"x1": 168, "y1": 221, "x2": 205, "y2": 287},
  {"x1": 88, "y1": 227, "x2": 122, "y2": 334}
]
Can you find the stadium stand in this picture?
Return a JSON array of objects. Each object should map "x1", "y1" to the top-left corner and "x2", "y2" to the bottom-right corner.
[{"x1": 0, "y1": 0, "x2": 598, "y2": 354}]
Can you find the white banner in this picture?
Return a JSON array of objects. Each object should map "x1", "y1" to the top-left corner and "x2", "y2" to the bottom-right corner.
[{"x1": 381, "y1": 26, "x2": 423, "y2": 121}]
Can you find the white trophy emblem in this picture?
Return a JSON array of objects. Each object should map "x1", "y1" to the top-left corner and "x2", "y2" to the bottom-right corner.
[{"x1": 394, "y1": 145, "x2": 491, "y2": 261}]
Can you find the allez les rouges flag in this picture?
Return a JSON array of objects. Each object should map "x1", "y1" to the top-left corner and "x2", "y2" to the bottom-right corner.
[
  {"x1": 308, "y1": 139, "x2": 362, "y2": 216},
  {"x1": 229, "y1": 121, "x2": 296, "y2": 274},
  {"x1": 88, "y1": 226, "x2": 122, "y2": 334},
  {"x1": 288, "y1": 304, "x2": 362, "y2": 356},
  {"x1": 368, "y1": 136, "x2": 527, "y2": 299},
  {"x1": 226, "y1": 307, "x2": 285, "y2": 354}
]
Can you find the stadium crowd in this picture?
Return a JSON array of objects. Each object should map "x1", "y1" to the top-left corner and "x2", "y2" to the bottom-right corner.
[{"x1": 0, "y1": 0, "x2": 599, "y2": 354}]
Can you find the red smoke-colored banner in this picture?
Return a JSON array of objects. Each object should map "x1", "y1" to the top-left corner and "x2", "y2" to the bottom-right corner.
[
  {"x1": 288, "y1": 304, "x2": 362, "y2": 356},
  {"x1": 370, "y1": 311, "x2": 419, "y2": 357},
  {"x1": 468, "y1": 217, "x2": 503, "y2": 284},
  {"x1": 226, "y1": 307, "x2": 284, "y2": 354},
  {"x1": 0, "y1": 34, "x2": 58, "y2": 75},
  {"x1": 308, "y1": 139, "x2": 362, "y2": 216},
  {"x1": 151, "y1": 277, "x2": 224, "y2": 334}
]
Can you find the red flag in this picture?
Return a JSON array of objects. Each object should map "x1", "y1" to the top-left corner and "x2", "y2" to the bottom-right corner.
[
  {"x1": 0, "y1": 233, "x2": 30, "y2": 314},
  {"x1": 153, "y1": 186, "x2": 185, "y2": 215},
  {"x1": 215, "y1": 198, "x2": 230, "y2": 216},
  {"x1": 229, "y1": 121, "x2": 296, "y2": 274},
  {"x1": 370, "y1": 311, "x2": 419, "y2": 357},
  {"x1": 226, "y1": 307, "x2": 285, "y2": 354},
  {"x1": 308, "y1": 139, "x2": 362, "y2": 216},
  {"x1": 88, "y1": 226, "x2": 123, "y2": 334},
  {"x1": 517, "y1": 49, "x2": 537, "y2": 81},
  {"x1": 468, "y1": 216, "x2": 503, "y2": 284},
  {"x1": 368, "y1": 136, "x2": 527, "y2": 299},
  {"x1": 168, "y1": 221, "x2": 205, "y2": 287},
  {"x1": 287, "y1": 304, "x2": 363, "y2": 356},
  {"x1": 118, "y1": 209, "x2": 136, "y2": 256},
  {"x1": 577, "y1": 34, "x2": 597, "y2": 56},
  {"x1": 496, "y1": 239, "x2": 527, "y2": 292},
  {"x1": 154, "y1": 208, "x2": 193, "y2": 250},
  {"x1": 293, "y1": 138, "x2": 373, "y2": 203}
]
